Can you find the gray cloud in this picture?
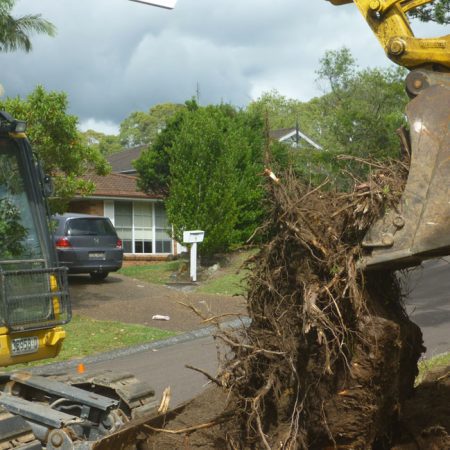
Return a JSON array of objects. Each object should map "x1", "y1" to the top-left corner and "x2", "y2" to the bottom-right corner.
[{"x1": 0, "y1": 0, "x2": 446, "y2": 133}]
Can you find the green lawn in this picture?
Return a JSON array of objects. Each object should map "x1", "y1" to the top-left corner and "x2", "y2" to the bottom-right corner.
[
  {"x1": 10, "y1": 315, "x2": 176, "y2": 370},
  {"x1": 196, "y1": 271, "x2": 246, "y2": 296},
  {"x1": 119, "y1": 249, "x2": 256, "y2": 296},
  {"x1": 119, "y1": 260, "x2": 183, "y2": 285}
]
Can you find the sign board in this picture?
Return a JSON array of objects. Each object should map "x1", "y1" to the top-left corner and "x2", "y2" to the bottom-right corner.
[
  {"x1": 183, "y1": 230, "x2": 204, "y2": 244},
  {"x1": 129, "y1": 0, "x2": 177, "y2": 9}
]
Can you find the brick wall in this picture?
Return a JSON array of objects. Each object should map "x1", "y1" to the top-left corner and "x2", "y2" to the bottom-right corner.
[{"x1": 68, "y1": 200, "x2": 104, "y2": 216}]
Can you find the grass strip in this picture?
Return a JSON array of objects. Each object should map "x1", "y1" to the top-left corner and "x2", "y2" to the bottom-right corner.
[
  {"x1": 10, "y1": 315, "x2": 177, "y2": 370},
  {"x1": 119, "y1": 260, "x2": 182, "y2": 285}
]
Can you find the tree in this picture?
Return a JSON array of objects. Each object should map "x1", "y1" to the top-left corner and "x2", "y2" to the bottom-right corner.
[
  {"x1": 0, "y1": 86, "x2": 110, "y2": 211},
  {"x1": 0, "y1": 198, "x2": 27, "y2": 258},
  {"x1": 119, "y1": 103, "x2": 186, "y2": 148},
  {"x1": 408, "y1": 0, "x2": 449, "y2": 24},
  {"x1": 315, "y1": 48, "x2": 408, "y2": 157},
  {"x1": 134, "y1": 107, "x2": 187, "y2": 194},
  {"x1": 248, "y1": 49, "x2": 409, "y2": 190},
  {"x1": 247, "y1": 90, "x2": 304, "y2": 130},
  {"x1": 0, "y1": 0, "x2": 56, "y2": 53},
  {"x1": 293, "y1": 48, "x2": 408, "y2": 189},
  {"x1": 136, "y1": 101, "x2": 265, "y2": 256},
  {"x1": 315, "y1": 49, "x2": 408, "y2": 157},
  {"x1": 81, "y1": 129, "x2": 122, "y2": 156}
]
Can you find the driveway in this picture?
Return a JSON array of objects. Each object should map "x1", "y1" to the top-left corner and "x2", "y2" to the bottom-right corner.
[{"x1": 68, "y1": 273, "x2": 247, "y2": 333}]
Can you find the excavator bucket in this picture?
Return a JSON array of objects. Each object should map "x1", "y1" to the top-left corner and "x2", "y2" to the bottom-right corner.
[{"x1": 361, "y1": 79, "x2": 450, "y2": 270}]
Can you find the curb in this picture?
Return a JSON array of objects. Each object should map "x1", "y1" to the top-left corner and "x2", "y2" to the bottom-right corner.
[{"x1": 32, "y1": 317, "x2": 250, "y2": 375}]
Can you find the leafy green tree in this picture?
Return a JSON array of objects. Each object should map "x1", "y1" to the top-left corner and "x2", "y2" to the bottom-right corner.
[
  {"x1": 134, "y1": 106, "x2": 187, "y2": 194},
  {"x1": 119, "y1": 103, "x2": 185, "y2": 148},
  {"x1": 166, "y1": 107, "x2": 238, "y2": 257},
  {"x1": 81, "y1": 129, "x2": 122, "y2": 155},
  {"x1": 249, "y1": 49, "x2": 409, "y2": 189},
  {"x1": 247, "y1": 90, "x2": 304, "y2": 130},
  {"x1": 0, "y1": 86, "x2": 110, "y2": 211},
  {"x1": 0, "y1": 0, "x2": 56, "y2": 52},
  {"x1": 316, "y1": 47, "x2": 356, "y2": 93},
  {"x1": 315, "y1": 48, "x2": 408, "y2": 158},
  {"x1": 136, "y1": 101, "x2": 265, "y2": 256},
  {"x1": 408, "y1": 0, "x2": 449, "y2": 24},
  {"x1": 269, "y1": 49, "x2": 408, "y2": 189}
]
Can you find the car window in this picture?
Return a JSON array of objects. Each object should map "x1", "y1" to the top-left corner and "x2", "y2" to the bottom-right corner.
[{"x1": 67, "y1": 218, "x2": 116, "y2": 237}]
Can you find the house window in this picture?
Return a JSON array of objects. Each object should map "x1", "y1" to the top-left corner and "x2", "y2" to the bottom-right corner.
[
  {"x1": 134, "y1": 202, "x2": 153, "y2": 254},
  {"x1": 114, "y1": 201, "x2": 133, "y2": 253},
  {"x1": 113, "y1": 200, "x2": 171, "y2": 254},
  {"x1": 155, "y1": 203, "x2": 172, "y2": 253}
]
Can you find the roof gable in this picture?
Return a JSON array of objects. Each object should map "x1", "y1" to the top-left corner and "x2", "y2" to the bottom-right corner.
[{"x1": 269, "y1": 127, "x2": 322, "y2": 150}]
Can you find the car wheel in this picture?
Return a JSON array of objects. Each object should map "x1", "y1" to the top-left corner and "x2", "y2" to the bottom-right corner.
[{"x1": 90, "y1": 272, "x2": 109, "y2": 282}]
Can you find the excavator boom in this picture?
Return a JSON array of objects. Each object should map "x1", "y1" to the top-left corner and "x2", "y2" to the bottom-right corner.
[
  {"x1": 328, "y1": 0, "x2": 450, "y2": 70},
  {"x1": 328, "y1": 0, "x2": 450, "y2": 269}
]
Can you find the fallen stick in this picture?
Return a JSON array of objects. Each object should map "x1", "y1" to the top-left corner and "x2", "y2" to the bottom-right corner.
[{"x1": 144, "y1": 411, "x2": 234, "y2": 435}]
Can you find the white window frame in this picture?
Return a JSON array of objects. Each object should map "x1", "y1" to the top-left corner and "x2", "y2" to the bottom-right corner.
[{"x1": 106, "y1": 199, "x2": 172, "y2": 255}]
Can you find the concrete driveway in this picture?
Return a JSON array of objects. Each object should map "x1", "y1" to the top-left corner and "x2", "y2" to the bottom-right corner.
[{"x1": 67, "y1": 273, "x2": 247, "y2": 333}]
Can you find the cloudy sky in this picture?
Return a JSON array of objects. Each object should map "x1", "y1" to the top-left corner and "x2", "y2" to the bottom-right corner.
[{"x1": 0, "y1": 0, "x2": 446, "y2": 134}]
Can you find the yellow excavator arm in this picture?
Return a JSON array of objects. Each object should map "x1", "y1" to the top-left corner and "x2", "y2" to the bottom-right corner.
[
  {"x1": 328, "y1": 0, "x2": 450, "y2": 269},
  {"x1": 328, "y1": 0, "x2": 450, "y2": 70}
]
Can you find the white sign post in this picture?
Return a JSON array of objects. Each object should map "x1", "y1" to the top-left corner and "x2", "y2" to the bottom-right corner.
[{"x1": 182, "y1": 230, "x2": 204, "y2": 282}]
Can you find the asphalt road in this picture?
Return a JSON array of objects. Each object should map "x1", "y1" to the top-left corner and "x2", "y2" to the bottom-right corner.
[
  {"x1": 403, "y1": 257, "x2": 450, "y2": 357},
  {"x1": 37, "y1": 258, "x2": 450, "y2": 409}
]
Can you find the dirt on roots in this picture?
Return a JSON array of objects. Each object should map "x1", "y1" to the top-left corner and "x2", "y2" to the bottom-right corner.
[{"x1": 142, "y1": 161, "x2": 449, "y2": 449}]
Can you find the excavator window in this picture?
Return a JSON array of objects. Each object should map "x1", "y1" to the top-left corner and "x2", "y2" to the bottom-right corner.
[{"x1": 0, "y1": 138, "x2": 43, "y2": 262}]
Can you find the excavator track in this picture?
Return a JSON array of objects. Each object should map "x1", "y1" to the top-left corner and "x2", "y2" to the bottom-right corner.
[
  {"x1": 0, "y1": 406, "x2": 41, "y2": 450},
  {"x1": 53, "y1": 369, "x2": 159, "y2": 419},
  {"x1": 0, "y1": 370, "x2": 158, "y2": 449}
]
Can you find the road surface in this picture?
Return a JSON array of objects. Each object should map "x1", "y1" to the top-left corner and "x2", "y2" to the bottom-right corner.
[{"x1": 404, "y1": 258, "x2": 450, "y2": 357}]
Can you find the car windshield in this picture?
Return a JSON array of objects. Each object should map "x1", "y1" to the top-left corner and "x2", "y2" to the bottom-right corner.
[
  {"x1": 0, "y1": 138, "x2": 44, "y2": 262},
  {"x1": 67, "y1": 218, "x2": 116, "y2": 236}
]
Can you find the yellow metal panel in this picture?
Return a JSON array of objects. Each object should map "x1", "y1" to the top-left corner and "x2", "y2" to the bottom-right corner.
[
  {"x1": 0, "y1": 327, "x2": 66, "y2": 367},
  {"x1": 7, "y1": 132, "x2": 27, "y2": 139},
  {"x1": 329, "y1": 0, "x2": 450, "y2": 70}
]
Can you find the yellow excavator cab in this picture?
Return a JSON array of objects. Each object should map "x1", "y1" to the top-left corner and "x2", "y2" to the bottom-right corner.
[{"x1": 0, "y1": 113, "x2": 71, "y2": 366}]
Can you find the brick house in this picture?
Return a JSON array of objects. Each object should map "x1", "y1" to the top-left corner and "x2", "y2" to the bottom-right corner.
[
  {"x1": 68, "y1": 126, "x2": 319, "y2": 259},
  {"x1": 68, "y1": 147, "x2": 177, "y2": 259}
]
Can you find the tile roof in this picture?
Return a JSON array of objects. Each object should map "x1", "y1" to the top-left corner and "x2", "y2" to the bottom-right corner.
[
  {"x1": 81, "y1": 172, "x2": 163, "y2": 199},
  {"x1": 107, "y1": 145, "x2": 147, "y2": 173}
]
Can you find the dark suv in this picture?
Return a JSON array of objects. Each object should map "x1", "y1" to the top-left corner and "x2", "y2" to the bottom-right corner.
[{"x1": 52, "y1": 213, "x2": 123, "y2": 281}]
